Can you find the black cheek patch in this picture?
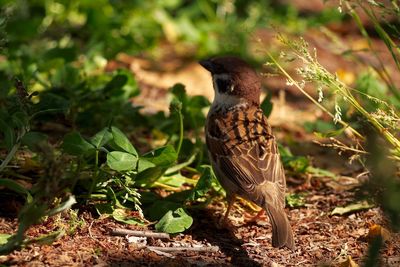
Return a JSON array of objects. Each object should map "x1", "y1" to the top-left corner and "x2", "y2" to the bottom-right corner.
[{"x1": 216, "y1": 79, "x2": 230, "y2": 94}]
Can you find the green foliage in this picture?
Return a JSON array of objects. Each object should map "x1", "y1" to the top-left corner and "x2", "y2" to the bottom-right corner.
[
  {"x1": 260, "y1": 92, "x2": 273, "y2": 118},
  {"x1": 155, "y1": 208, "x2": 193, "y2": 234},
  {"x1": 286, "y1": 193, "x2": 306, "y2": 208}
]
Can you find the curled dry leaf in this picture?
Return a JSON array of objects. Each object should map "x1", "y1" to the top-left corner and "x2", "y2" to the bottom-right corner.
[
  {"x1": 366, "y1": 224, "x2": 391, "y2": 243},
  {"x1": 338, "y1": 256, "x2": 359, "y2": 267}
]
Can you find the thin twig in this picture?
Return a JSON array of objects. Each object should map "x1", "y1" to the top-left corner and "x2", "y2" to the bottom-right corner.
[
  {"x1": 143, "y1": 246, "x2": 220, "y2": 253},
  {"x1": 111, "y1": 228, "x2": 170, "y2": 239}
]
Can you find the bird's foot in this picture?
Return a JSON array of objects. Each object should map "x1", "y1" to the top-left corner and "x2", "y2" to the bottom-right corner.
[{"x1": 244, "y1": 209, "x2": 267, "y2": 224}]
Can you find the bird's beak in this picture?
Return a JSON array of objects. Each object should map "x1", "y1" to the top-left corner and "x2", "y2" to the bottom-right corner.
[{"x1": 199, "y1": 59, "x2": 214, "y2": 73}]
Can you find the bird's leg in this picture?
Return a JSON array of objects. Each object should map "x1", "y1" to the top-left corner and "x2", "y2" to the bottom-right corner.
[
  {"x1": 218, "y1": 194, "x2": 235, "y2": 228},
  {"x1": 223, "y1": 195, "x2": 235, "y2": 223}
]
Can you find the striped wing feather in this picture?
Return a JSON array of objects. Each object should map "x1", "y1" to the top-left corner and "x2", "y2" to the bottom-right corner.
[{"x1": 206, "y1": 106, "x2": 286, "y2": 208}]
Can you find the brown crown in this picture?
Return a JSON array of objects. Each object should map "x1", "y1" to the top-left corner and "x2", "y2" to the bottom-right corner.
[{"x1": 199, "y1": 56, "x2": 261, "y2": 105}]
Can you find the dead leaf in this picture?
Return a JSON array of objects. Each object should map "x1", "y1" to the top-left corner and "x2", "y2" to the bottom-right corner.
[
  {"x1": 326, "y1": 176, "x2": 360, "y2": 191},
  {"x1": 331, "y1": 201, "x2": 374, "y2": 216},
  {"x1": 338, "y1": 256, "x2": 359, "y2": 267},
  {"x1": 366, "y1": 224, "x2": 391, "y2": 242}
]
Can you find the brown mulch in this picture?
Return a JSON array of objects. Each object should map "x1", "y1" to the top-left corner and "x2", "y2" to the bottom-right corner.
[{"x1": 0, "y1": 179, "x2": 399, "y2": 266}]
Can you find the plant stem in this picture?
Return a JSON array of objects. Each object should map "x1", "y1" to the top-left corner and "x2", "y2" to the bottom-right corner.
[
  {"x1": 266, "y1": 51, "x2": 364, "y2": 140},
  {"x1": 88, "y1": 149, "x2": 100, "y2": 199},
  {"x1": 0, "y1": 142, "x2": 21, "y2": 173},
  {"x1": 176, "y1": 110, "x2": 184, "y2": 157}
]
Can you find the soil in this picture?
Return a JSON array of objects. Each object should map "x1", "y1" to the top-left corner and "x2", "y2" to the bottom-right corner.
[{"x1": 1, "y1": 181, "x2": 399, "y2": 266}]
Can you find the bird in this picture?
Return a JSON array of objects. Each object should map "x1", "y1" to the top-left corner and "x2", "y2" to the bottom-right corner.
[{"x1": 199, "y1": 56, "x2": 295, "y2": 249}]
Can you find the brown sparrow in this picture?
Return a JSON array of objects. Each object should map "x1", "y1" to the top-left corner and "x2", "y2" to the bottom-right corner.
[{"x1": 200, "y1": 56, "x2": 294, "y2": 249}]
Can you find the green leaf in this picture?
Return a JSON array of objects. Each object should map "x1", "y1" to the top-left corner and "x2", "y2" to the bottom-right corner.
[
  {"x1": 110, "y1": 126, "x2": 137, "y2": 155},
  {"x1": 331, "y1": 201, "x2": 374, "y2": 215},
  {"x1": 0, "y1": 234, "x2": 12, "y2": 245},
  {"x1": 112, "y1": 209, "x2": 145, "y2": 226},
  {"x1": 11, "y1": 112, "x2": 29, "y2": 129},
  {"x1": 107, "y1": 151, "x2": 138, "y2": 171},
  {"x1": 142, "y1": 145, "x2": 177, "y2": 167},
  {"x1": 148, "y1": 201, "x2": 181, "y2": 221},
  {"x1": 306, "y1": 166, "x2": 337, "y2": 179},
  {"x1": 62, "y1": 132, "x2": 95, "y2": 155},
  {"x1": 137, "y1": 158, "x2": 156, "y2": 173},
  {"x1": 0, "y1": 118, "x2": 14, "y2": 150},
  {"x1": 188, "y1": 165, "x2": 218, "y2": 201},
  {"x1": 155, "y1": 208, "x2": 193, "y2": 234},
  {"x1": 157, "y1": 173, "x2": 193, "y2": 188},
  {"x1": 260, "y1": 92, "x2": 273, "y2": 118},
  {"x1": 286, "y1": 193, "x2": 306, "y2": 208},
  {"x1": 103, "y1": 74, "x2": 128, "y2": 95},
  {"x1": 47, "y1": 195, "x2": 77, "y2": 216},
  {"x1": 95, "y1": 202, "x2": 114, "y2": 215},
  {"x1": 170, "y1": 83, "x2": 187, "y2": 103},
  {"x1": 21, "y1": 132, "x2": 48, "y2": 151},
  {"x1": 27, "y1": 230, "x2": 65, "y2": 246},
  {"x1": 286, "y1": 156, "x2": 309, "y2": 173},
  {"x1": 0, "y1": 179, "x2": 32, "y2": 203},
  {"x1": 135, "y1": 166, "x2": 164, "y2": 187},
  {"x1": 279, "y1": 145, "x2": 309, "y2": 173},
  {"x1": 90, "y1": 128, "x2": 113, "y2": 148}
]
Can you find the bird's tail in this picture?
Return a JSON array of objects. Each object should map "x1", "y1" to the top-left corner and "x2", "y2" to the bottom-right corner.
[{"x1": 264, "y1": 204, "x2": 295, "y2": 250}]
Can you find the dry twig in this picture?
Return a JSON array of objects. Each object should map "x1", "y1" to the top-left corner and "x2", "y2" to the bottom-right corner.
[{"x1": 111, "y1": 228, "x2": 170, "y2": 239}]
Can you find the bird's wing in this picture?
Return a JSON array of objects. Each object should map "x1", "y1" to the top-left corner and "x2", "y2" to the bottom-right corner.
[{"x1": 206, "y1": 106, "x2": 286, "y2": 207}]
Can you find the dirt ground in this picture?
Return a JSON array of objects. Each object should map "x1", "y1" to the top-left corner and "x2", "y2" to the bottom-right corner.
[{"x1": 1, "y1": 178, "x2": 399, "y2": 266}]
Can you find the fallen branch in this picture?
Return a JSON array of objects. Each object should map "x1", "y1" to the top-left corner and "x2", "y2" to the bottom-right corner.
[
  {"x1": 111, "y1": 228, "x2": 170, "y2": 239},
  {"x1": 144, "y1": 246, "x2": 220, "y2": 253}
]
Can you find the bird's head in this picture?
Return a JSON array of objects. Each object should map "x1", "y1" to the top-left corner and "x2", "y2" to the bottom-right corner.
[{"x1": 199, "y1": 56, "x2": 261, "y2": 108}]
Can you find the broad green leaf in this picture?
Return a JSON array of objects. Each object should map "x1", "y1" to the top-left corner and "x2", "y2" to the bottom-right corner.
[
  {"x1": 62, "y1": 132, "x2": 94, "y2": 155},
  {"x1": 165, "y1": 153, "x2": 196, "y2": 175},
  {"x1": 110, "y1": 126, "x2": 137, "y2": 155},
  {"x1": 21, "y1": 132, "x2": 48, "y2": 151},
  {"x1": 148, "y1": 200, "x2": 181, "y2": 221},
  {"x1": 155, "y1": 208, "x2": 193, "y2": 234},
  {"x1": 107, "y1": 151, "x2": 138, "y2": 171},
  {"x1": 331, "y1": 201, "x2": 374, "y2": 215},
  {"x1": 112, "y1": 209, "x2": 145, "y2": 226},
  {"x1": 260, "y1": 92, "x2": 273, "y2": 118},
  {"x1": 142, "y1": 145, "x2": 177, "y2": 167},
  {"x1": 188, "y1": 166, "x2": 217, "y2": 201},
  {"x1": 279, "y1": 145, "x2": 309, "y2": 173},
  {"x1": 90, "y1": 128, "x2": 113, "y2": 148},
  {"x1": 0, "y1": 234, "x2": 12, "y2": 245},
  {"x1": 95, "y1": 202, "x2": 114, "y2": 215},
  {"x1": 137, "y1": 158, "x2": 156, "y2": 173},
  {"x1": 103, "y1": 74, "x2": 128, "y2": 95},
  {"x1": 170, "y1": 83, "x2": 186, "y2": 103},
  {"x1": 135, "y1": 166, "x2": 164, "y2": 187},
  {"x1": 157, "y1": 173, "x2": 191, "y2": 188}
]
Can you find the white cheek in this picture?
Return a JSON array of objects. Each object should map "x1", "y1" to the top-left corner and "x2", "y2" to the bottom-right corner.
[{"x1": 213, "y1": 91, "x2": 242, "y2": 107}]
